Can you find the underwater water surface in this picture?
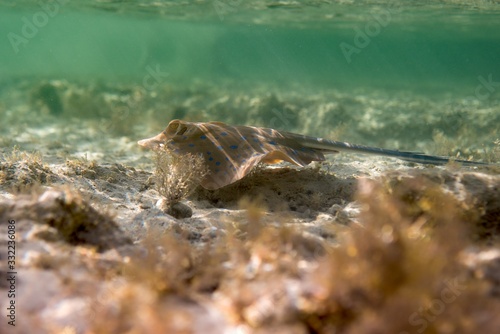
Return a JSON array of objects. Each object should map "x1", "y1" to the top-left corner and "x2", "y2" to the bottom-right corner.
[{"x1": 1, "y1": 1, "x2": 500, "y2": 90}]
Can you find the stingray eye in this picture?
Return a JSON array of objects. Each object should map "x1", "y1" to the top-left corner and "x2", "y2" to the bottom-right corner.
[
  {"x1": 165, "y1": 122, "x2": 180, "y2": 136},
  {"x1": 177, "y1": 125, "x2": 187, "y2": 136}
]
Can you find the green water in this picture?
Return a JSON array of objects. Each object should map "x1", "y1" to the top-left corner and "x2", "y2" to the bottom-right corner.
[
  {"x1": 0, "y1": 0, "x2": 499, "y2": 159},
  {"x1": 2, "y1": 1, "x2": 500, "y2": 94}
]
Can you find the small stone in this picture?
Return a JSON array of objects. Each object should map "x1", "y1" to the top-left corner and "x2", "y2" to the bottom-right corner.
[{"x1": 161, "y1": 201, "x2": 193, "y2": 219}]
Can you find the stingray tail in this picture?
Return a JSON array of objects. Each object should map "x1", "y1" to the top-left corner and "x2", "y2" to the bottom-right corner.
[{"x1": 288, "y1": 134, "x2": 489, "y2": 166}]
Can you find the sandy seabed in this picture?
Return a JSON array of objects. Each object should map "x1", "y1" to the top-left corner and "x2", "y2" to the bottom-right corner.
[{"x1": 1, "y1": 78, "x2": 500, "y2": 333}]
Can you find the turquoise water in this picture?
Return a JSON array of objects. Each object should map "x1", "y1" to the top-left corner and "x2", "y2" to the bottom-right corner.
[
  {"x1": 2, "y1": 2, "x2": 500, "y2": 93},
  {"x1": 0, "y1": 1, "x2": 499, "y2": 157}
]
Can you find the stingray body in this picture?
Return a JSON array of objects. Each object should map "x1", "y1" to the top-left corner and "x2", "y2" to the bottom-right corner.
[{"x1": 138, "y1": 119, "x2": 487, "y2": 190}]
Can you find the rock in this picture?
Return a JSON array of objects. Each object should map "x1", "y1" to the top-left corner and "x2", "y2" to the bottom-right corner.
[
  {"x1": 0, "y1": 189, "x2": 131, "y2": 251},
  {"x1": 166, "y1": 202, "x2": 193, "y2": 219},
  {"x1": 156, "y1": 199, "x2": 193, "y2": 219}
]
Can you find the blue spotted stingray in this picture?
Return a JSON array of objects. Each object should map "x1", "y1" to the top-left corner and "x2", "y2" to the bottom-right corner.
[{"x1": 138, "y1": 119, "x2": 488, "y2": 190}]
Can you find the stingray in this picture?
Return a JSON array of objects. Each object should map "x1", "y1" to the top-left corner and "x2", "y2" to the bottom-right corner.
[{"x1": 138, "y1": 119, "x2": 488, "y2": 190}]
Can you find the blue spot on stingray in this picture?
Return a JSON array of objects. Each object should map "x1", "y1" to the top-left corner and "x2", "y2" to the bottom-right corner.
[
  {"x1": 268, "y1": 140, "x2": 277, "y2": 145},
  {"x1": 259, "y1": 143, "x2": 264, "y2": 147},
  {"x1": 217, "y1": 145, "x2": 223, "y2": 150},
  {"x1": 221, "y1": 132, "x2": 228, "y2": 136},
  {"x1": 200, "y1": 135, "x2": 207, "y2": 139},
  {"x1": 182, "y1": 136, "x2": 187, "y2": 140},
  {"x1": 209, "y1": 157, "x2": 214, "y2": 161},
  {"x1": 215, "y1": 161, "x2": 221, "y2": 166},
  {"x1": 174, "y1": 149, "x2": 180, "y2": 153},
  {"x1": 230, "y1": 145, "x2": 238, "y2": 149},
  {"x1": 241, "y1": 136, "x2": 247, "y2": 140},
  {"x1": 207, "y1": 151, "x2": 211, "y2": 155},
  {"x1": 225, "y1": 157, "x2": 229, "y2": 161},
  {"x1": 252, "y1": 137, "x2": 259, "y2": 143},
  {"x1": 242, "y1": 159, "x2": 247, "y2": 163},
  {"x1": 188, "y1": 143, "x2": 195, "y2": 147},
  {"x1": 292, "y1": 150, "x2": 298, "y2": 155}
]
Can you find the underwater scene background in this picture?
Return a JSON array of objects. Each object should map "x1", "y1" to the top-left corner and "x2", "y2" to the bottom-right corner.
[
  {"x1": 1, "y1": 1, "x2": 500, "y2": 333},
  {"x1": 1, "y1": 0, "x2": 500, "y2": 157}
]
